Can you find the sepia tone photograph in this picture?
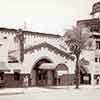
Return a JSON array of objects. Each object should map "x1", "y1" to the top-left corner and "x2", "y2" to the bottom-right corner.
[{"x1": 0, "y1": 0, "x2": 100, "y2": 100}]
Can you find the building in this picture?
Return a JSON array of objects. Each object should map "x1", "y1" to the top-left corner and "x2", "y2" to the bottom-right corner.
[
  {"x1": 0, "y1": 27, "x2": 76, "y2": 87},
  {"x1": 77, "y1": 2, "x2": 100, "y2": 85},
  {"x1": 1, "y1": 2, "x2": 100, "y2": 87}
]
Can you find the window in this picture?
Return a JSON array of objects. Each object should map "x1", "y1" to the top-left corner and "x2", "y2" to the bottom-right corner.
[
  {"x1": 4, "y1": 36, "x2": 7, "y2": 39},
  {"x1": 95, "y1": 57, "x2": 98, "y2": 62},
  {"x1": 14, "y1": 72, "x2": 20, "y2": 80},
  {"x1": 90, "y1": 27, "x2": 99, "y2": 32},
  {"x1": 95, "y1": 57, "x2": 100, "y2": 63},
  {"x1": 96, "y1": 41, "x2": 100, "y2": 49}
]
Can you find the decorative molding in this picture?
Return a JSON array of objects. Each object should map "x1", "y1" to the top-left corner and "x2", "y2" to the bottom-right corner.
[
  {"x1": 0, "y1": 27, "x2": 61, "y2": 39},
  {"x1": 24, "y1": 42, "x2": 74, "y2": 60}
]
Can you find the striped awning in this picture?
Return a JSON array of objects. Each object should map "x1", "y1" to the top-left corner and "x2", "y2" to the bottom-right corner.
[
  {"x1": 80, "y1": 66, "x2": 89, "y2": 74},
  {"x1": 0, "y1": 62, "x2": 10, "y2": 72},
  {"x1": 79, "y1": 58, "x2": 89, "y2": 66}
]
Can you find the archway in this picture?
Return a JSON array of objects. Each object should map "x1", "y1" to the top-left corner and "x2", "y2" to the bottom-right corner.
[{"x1": 32, "y1": 58, "x2": 52, "y2": 86}]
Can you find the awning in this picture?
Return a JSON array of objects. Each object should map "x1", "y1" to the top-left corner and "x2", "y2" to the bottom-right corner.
[
  {"x1": 80, "y1": 66, "x2": 89, "y2": 74},
  {"x1": 7, "y1": 63, "x2": 22, "y2": 73},
  {"x1": 0, "y1": 62, "x2": 10, "y2": 72},
  {"x1": 13, "y1": 69, "x2": 21, "y2": 72},
  {"x1": 39, "y1": 63, "x2": 57, "y2": 70},
  {"x1": 79, "y1": 58, "x2": 89, "y2": 66},
  {"x1": 8, "y1": 55, "x2": 19, "y2": 63},
  {"x1": 57, "y1": 70, "x2": 68, "y2": 76},
  {"x1": 39, "y1": 63, "x2": 68, "y2": 71}
]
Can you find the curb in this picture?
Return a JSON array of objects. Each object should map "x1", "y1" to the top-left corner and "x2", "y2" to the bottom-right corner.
[{"x1": 0, "y1": 91, "x2": 24, "y2": 96}]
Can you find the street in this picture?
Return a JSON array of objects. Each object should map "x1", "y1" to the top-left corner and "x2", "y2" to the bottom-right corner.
[{"x1": 0, "y1": 86, "x2": 100, "y2": 100}]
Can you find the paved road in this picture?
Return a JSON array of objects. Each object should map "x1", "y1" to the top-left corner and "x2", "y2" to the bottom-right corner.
[{"x1": 0, "y1": 87, "x2": 100, "y2": 100}]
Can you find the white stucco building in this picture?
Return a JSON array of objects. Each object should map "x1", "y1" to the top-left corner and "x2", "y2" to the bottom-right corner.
[{"x1": 0, "y1": 27, "x2": 76, "y2": 87}]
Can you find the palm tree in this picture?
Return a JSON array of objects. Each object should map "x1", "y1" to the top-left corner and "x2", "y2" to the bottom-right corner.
[{"x1": 63, "y1": 26, "x2": 91, "y2": 88}]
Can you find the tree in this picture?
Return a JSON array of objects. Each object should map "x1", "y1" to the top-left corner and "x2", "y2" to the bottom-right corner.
[{"x1": 63, "y1": 26, "x2": 91, "y2": 88}]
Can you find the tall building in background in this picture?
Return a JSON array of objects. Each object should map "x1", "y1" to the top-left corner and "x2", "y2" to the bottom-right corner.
[{"x1": 77, "y1": 2, "x2": 100, "y2": 85}]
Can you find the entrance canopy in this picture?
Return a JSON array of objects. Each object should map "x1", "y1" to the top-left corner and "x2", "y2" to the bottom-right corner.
[
  {"x1": 39, "y1": 63, "x2": 57, "y2": 70},
  {"x1": 39, "y1": 63, "x2": 68, "y2": 76},
  {"x1": 79, "y1": 58, "x2": 89, "y2": 74},
  {"x1": 39, "y1": 63, "x2": 68, "y2": 70}
]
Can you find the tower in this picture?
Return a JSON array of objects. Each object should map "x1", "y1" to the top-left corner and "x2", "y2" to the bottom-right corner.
[
  {"x1": 15, "y1": 29, "x2": 24, "y2": 62},
  {"x1": 90, "y1": 2, "x2": 100, "y2": 18}
]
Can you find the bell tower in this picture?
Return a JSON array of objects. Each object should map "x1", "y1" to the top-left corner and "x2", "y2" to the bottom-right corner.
[
  {"x1": 15, "y1": 29, "x2": 24, "y2": 62},
  {"x1": 90, "y1": 2, "x2": 100, "y2": 18}
]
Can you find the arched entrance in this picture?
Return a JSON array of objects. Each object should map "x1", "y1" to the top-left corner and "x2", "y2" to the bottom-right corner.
[
  {"x1": 80, "y1": 66, "x2": 91, "y2": 84},
  {"x1": 31, "y1": 58, "x2": 68, "y2": 86},
  {"x1": 33, "y1": 58, "x2": 52, "y2": 86}
]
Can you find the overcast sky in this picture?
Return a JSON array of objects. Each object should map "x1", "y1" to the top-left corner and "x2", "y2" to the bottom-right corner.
[{"x1": 0, "y1": 0, "x2": 98, "y2": 35}]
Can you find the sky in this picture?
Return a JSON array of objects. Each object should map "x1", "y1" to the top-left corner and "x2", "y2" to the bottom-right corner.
[{"x1": 0, "y1": 0, "x2": 98, "y2": 35}]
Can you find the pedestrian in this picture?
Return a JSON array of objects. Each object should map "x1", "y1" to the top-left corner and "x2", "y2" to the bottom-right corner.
[
  {"x1": 96, "y1": 76, "x2": 100, "y2": 85},
  {"x1": 23, "y1": 76, "x2": 29, "y2": 87}
]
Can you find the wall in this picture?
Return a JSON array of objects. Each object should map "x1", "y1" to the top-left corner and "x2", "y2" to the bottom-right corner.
[
  {"x1": 22, "y1": 47, "x2": 75, "y2": 74},
  {"x1": 4, "y1": 73, "x2": 30, "y2": 87}
]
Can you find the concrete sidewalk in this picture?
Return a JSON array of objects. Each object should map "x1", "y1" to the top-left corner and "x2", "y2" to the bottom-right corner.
[
  {"x1": 0, "y1": 88, "x2": 24, "y2": 95},
  {"x1": 0, "y1": 85, "x2": 100, "y2": 95},
  {"x1": 44, "y1": 85, "x2": 100, "y2": 90}
]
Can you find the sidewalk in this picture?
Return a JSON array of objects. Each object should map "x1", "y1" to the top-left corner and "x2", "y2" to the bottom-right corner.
[
  {"x1": 0, "y1": 88, "x2": 24, "y2": 95},
  {"x1": 44, "y1": 85, "x2": 100, "y2": 89},
  {"x1": 0, "y1": 85, "x2": 100, "y2": 95}
]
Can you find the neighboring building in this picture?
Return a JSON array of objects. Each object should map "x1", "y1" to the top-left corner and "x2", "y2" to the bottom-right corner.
[{"x1": 77, "y1": 2, "x2": 100, "y2": 85}]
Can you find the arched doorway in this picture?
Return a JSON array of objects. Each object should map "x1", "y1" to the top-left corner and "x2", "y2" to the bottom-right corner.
[
  {"x1": 80, "y1": 66, "x2": 91, "y2": 84},
  {"x1": 33, "y1": 58, "x2": 52, "y2": 86}
]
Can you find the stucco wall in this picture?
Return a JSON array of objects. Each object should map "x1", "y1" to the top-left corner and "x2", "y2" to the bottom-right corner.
[{"x1": 22, "y1": 47, "x2": 75, "y2": 74}]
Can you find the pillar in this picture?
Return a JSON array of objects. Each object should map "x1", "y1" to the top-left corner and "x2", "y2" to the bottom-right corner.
[
  {"x1": 91, "y1": 73, "x2": 94, "y2": 85},
  {"x1": 90, "y1": 50, "x2": 95, "y2": 86},
  {"x1": 47, "y1": 70, "x2": 53, "y2": 86},
  {"x1": 31, "y1": 70, "x2": 36, "y2": 86}
]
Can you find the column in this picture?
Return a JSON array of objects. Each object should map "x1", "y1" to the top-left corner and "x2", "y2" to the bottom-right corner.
[
  {"x1": 47, "y1": 70, "x2": 53, "y2": 86},
  {"x1": 31, "y1": 70, "x2": 36, "y2": 86},
  {"x1": 91, "y1": 73, "x2": 94, "y2": 85},
  {"x1": 90, "y1": 50, "x2": 95, "y2": 86}
]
